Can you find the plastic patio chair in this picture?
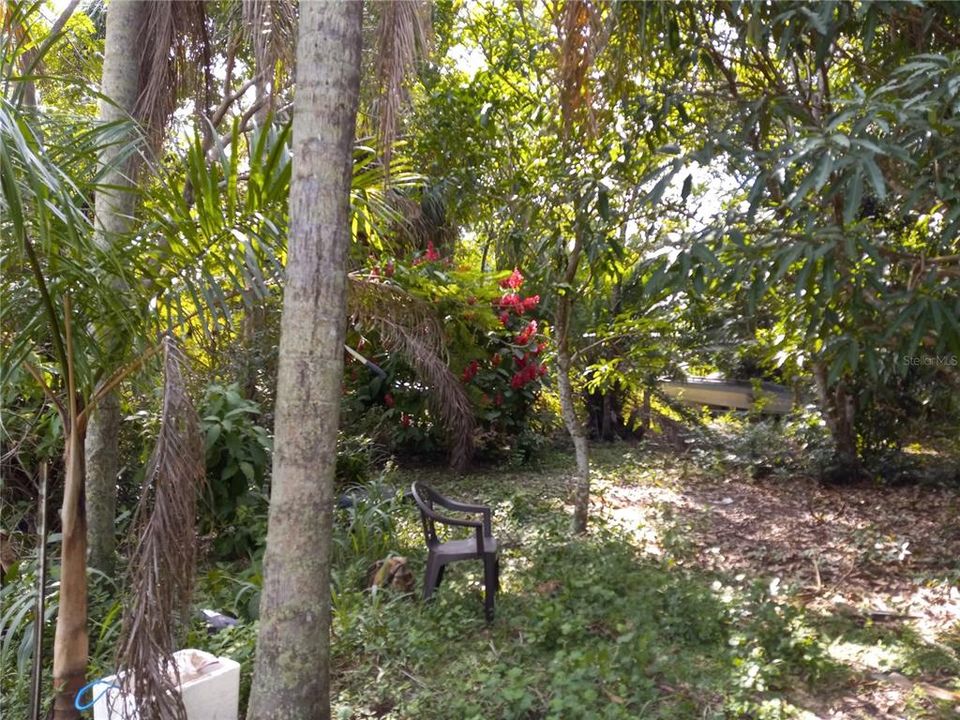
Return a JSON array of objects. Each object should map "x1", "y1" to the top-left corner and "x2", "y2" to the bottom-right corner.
[{"x1": 410, "y1": 482, "x2": 500, "y2": 621}]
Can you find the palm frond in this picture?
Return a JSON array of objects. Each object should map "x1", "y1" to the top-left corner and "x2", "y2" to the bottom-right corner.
[
  {"x1": 113, "y1": 337, "x2": 204, "y2": 720},
  {"x1": 242, "y1": 0, "x2": 296, "y2": 108},
  {"x1": 374, "y1": 0, "x2": 429, "y2": 168},
  {"x1": 142, "y1": 125, "x2": 425, "y2": 339},
  {"x1": 0, "y1": 98, "x2": 153, "y2": 397},
  {"x1": 135, "y1": 0, "x2": 211, "y2": 148},
  {"x1": 555, "y1": 0, "x2": 607, "y2": 134},
  {"x1": 348, "y1": 277, "x2": 474, "y2": 470},
  {"x1": 351, "y1": 142, "x2": 424, "y2": 252},
  {"x1": 140, "y1": 121, "x2": 292, "y2": 341}
]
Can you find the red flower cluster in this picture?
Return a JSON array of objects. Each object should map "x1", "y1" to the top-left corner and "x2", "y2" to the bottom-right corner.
[
  {"x1": 412, "y1": 241, "x2": 443, "y2": 267},
  {"x1": 462, "y1": 359, "x2": 480, "y2": 383},
  {"x1": 511, "y1": 362, "x2": 547, "y2": 389},
  {"x1": 400, "y1": 413, "x2": 412, "y2": 428},
  {"x1": 516, "y1": 320, "x2": 538, "y2": 345},
  {"x1": 497, "y1": 269, "x2": 540, "y2": 326},
  {"x1": 384, "y1": 393, "x2": 395, "y2": 408},
  {"x1": 509, "y1": 331, "x2": 548, "y2": 389},
  {"x1": 498, "y1": 293, "x2": 540, "y2": 315},
  {"x1": 499, "y1": 293, "x2": 521, "y2": 310},
  {"x1": 367, "y1": 259, "x2": 395, "y2": 278},
  {"x1": 500, "y1": 268, "x2": 524, "y2": 290}
]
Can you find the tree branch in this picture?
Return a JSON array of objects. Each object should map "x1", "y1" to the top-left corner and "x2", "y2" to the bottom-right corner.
[
  {"x1": 14, "y1": 0, "x2": 82, "y2": 106},
  {"x1": 24, "y1": 362, "x2": 67, "y2": 423}
]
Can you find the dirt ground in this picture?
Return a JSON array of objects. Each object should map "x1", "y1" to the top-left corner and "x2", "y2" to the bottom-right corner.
[{"x1": 598, "y1": 456, "x2": 960, "y2": 719}]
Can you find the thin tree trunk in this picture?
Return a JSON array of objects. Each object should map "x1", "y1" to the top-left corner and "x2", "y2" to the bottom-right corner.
[
  {"x1": 52, "y1": 426, "x2": 88, "y2": 720},
  {"x1": 601, "y1": 392, "x2": 612, "y2": 441},
  {"x1": 85, "y1": 0, "x2": 145, "y2": 575},
  {"x1": 813, "y1": 362, "x2": 860, "y2": 479},
  {"x1": 247, "y1": 3, "x2": 362, "y2": 719},
  {"x1": 556, "y1": 229, "x2": 589, "y2": 534},
  {"x1": 557, "y1": 309, "x2": 590, "y2": 534},
  {"x1": 641, "y1": 387, "x2": 651, "y2": 434},
  {"x1": 812, "y1": 362, "x2": 836, "y2": 436},
  {"x1": 240, "y1": 290, "x2": 266, "y2": 402},
  {"x1": 832, "y1": 382, "x2": 859, "y2": 473},
  {"x1": 93, "y1": 0, "x2": 143, "y2": 241}
]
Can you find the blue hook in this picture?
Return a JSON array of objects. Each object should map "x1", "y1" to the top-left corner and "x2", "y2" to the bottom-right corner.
[{"x1": 74, "y1": 678, "x2": 118, "y2": 712}]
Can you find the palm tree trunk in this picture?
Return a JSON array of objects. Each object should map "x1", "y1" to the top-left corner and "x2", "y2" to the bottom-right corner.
[
  {"x1": 52, "y1": 425, "x2": 88, "y2": 720},
  {"x1": 84, "y1": 392, "x2": 119, "y2": 574},
  {"x1": 85, "y1": 0, "x2": 145, "y2": 575},
  {"x1": 247, "y1": 3, "x2": 363, "y2": 719}
]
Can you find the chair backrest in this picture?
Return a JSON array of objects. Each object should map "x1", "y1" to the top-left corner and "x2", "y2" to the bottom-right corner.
[{"x1": 410, "y1": 482, "x2": 442, "y2": 547}]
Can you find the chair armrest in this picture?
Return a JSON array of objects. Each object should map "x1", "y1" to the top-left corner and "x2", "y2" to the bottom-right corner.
[
  {"x1": 435, "y1": 496, "x2": 489, "y2": 514},
  {"x1": 432, "y1": 496, "x2": 493, "y2": 535},
  {"x1": 418, "y1": 503, "x2": 483, "y2": 530}
]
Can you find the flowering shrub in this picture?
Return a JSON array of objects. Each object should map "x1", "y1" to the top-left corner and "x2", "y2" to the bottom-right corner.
[{"x1": 344, "y1": 245, "x2": 550, "y2": 463}]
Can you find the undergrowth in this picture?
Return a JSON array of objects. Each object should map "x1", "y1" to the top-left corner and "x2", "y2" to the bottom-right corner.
[
  {"x1": 4, "y1": 445, "x2": 958, "y2": 718},
  {"x1": 324, "y1": 461, "x2": 845, "y2": 720}
]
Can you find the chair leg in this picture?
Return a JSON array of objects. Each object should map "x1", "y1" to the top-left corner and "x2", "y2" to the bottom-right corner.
[
  {"x1": 423, "y1": 555, "x2": 442, "y2": 602},
  {"x1": 483, "y1": 554, "x2": 497, "y2": 622}
]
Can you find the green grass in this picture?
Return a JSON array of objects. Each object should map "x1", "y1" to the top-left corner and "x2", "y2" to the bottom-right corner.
[
  {"x1": 326, "y1": 449, "x2": 848, "y2": 720},
  {"x1": 6, "y1": 445, "x2": 955, "y2": 719},
  {"x1": 318, "y1": 444, "x2": 960, "y2": 719}
]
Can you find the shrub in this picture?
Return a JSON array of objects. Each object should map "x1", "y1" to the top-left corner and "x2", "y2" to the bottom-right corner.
[
  {"x1": 199, "y1": 383, "x2": 272, "y2": 558},
  {"x1": 344, "y1": 250, "x2": 551, "y2": 465}
]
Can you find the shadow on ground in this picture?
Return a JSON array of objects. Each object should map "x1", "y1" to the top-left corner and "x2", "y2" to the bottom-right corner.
[{"x1": 331, "y1": 452, "x2": 929, "y2": 719}]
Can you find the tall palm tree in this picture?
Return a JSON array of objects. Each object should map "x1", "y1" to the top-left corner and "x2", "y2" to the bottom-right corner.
[
  {"x1": 246, "y1": 2, "x2": 363, "y2": 718},
  {"x1": 85, "y1": 0, "x2": 146, "y2": 577}
]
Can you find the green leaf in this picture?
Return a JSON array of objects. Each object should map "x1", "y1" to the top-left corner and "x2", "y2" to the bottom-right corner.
[
  {"x1": 597, "y1": 187, "x2": 610, "y2": 221},
  {"x1": 842, "y1": 171, "x2": 863, "y2": 225},
  {"x1": 205, "y1": 424, "x2": 222, "y2": 452},
  {"x1": 812, "y1": 152, "x2": 833, "y2": 191},
  {"x1": 746, "y1": 172, "x2": 767, "y2": 215},
  {"x1": 862, "y1": 156, "x2": 886, "y2": 201},
  {"x1": 656, "y1": 144, "x2": 681, "y2": 155}
]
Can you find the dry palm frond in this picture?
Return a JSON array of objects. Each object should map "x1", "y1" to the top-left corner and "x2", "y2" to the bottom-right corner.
[
  {"x1": 241, "y1": 0, "x2": 296, "y2": 112},
  {"x1": 389, "y1": 190, "x2": 455, "y2": 254},
  {"x1": 113, "y1": 337, "x2": 204, "y2": 720},
  {"x1": 374, "y1": 0, "x2": 430, "y2": 168},
  {"x1": 135, "y1": 0, "x2": 211, "y2": 148},
  {"x1": 348, "y1": 276, "x2": 474, "y2": 470},
  {"x1": 555, "y1": 0, "x2": 608, "y2": 135}
]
